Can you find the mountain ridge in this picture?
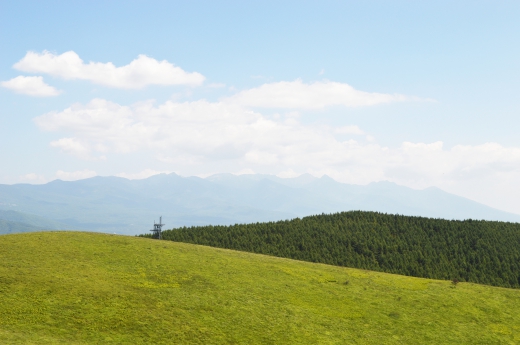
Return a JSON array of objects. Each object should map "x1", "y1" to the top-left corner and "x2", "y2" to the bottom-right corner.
[{"x1": 0, "y1": 173, "x2": 519, "y2": 234}]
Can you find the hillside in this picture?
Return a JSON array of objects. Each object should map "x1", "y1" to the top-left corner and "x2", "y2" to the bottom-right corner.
[
  {"x1": 0, "y1": 232, "x2": 519, "y2": 344},
  {"x1": 158, "y1": 211, "x2": 520, "y2": 288},
  {"x1": 1, "y1": 173, "x2": 520, "y2": 235}
]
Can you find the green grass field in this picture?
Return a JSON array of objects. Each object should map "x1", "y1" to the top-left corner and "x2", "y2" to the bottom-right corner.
[{"x1": 0, "y1": 232, "x2": 519, "y2": 344}]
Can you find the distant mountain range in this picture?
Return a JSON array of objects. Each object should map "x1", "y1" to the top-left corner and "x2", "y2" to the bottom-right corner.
[
  {"x1": 0, "y1": 209, "x2": 72, "y2": 234},
  {"x1": 1, "y1": 173, "x2": 519, "y2": 235}
]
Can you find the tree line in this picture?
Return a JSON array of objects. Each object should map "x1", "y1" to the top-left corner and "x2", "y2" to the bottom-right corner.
[{"x1": 141, "y1": 211, "x2": 520, "y2": 288}]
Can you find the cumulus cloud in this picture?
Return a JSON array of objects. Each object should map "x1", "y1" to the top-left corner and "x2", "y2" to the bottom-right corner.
[
  {"x1": 49, "y1": 137, "x2": 107, "y2": 160},
  {"x1": 35, "y1": 98, "x2": 266, "y2": 157},
  {"x1": 1, "y1": 76, "x2": 61, "y2": 96},
  {"x1": 383, "y1": 142, "x2": 520, "y2": 186},
  {"x1": 14, "y1": 51, "x2": 205, "y2": 89},
  {"x1": 55, "y1": 169, "x2": 97, "y2": 181},
  {"x1": 18, "y1": 173, "x2": 47, "y2": 184},
  {"x1": 224, "y1": 79, "x2": 413, "y2": 109},
  {"x1": 33, "y1": 98, "x2": 520, "y2": 212},
  {"x1": 34, "y1": 98, "x2": 520, "y2": 187},
  {"x1": 50, "y1": 137, "x2": 88, "y2": 153},
  {"x1": 335, "y1": 125, "x2": 365, "y2": 135}
]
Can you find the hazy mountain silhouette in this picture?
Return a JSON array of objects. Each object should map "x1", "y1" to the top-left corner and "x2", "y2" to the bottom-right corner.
[
  {"x1": 0, "y1": 209, "x2": 72, "y2": 234},
  {"x1": 1, "y1": 173, "x2": 519, "y2": 235}
]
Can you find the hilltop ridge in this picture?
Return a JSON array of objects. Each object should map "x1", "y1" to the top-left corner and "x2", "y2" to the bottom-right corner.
[{"x1": 159, "y1": 211, "x2": 520, "y2": 289}]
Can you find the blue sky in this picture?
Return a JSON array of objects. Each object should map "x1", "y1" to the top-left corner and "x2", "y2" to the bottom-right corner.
[{"x1": 1, "y1": 0, "x2": 520, "y2": 214}]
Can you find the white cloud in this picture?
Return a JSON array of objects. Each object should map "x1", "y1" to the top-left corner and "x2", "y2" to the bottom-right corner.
[
  {"x1": 116, "y1": 169, "x2": 171, "y2": 180},
  {"x1": 1, "y1": 76, "x2": 61, "y2": 96},
  {"x1": 48, "y1": 137, "x2": 107, "y2": 160},
  {"x1": 18, "y1": 173, "x2": 47, "y2": 184},
  {"x1": 55, "y1": 169, "x2": 97, "y2": 181},
  {"x1": 335, "y1": 125, "x2": 365, "y2": 135},
  {"x1": 35, "y1": 98, "x2": 264, "y2": 157},
  {"x1": 224, "y1": 79, "x2": 414, "y2": 109},
  {"x1": 14, "y1": 51, "x2": 205, "y2": 89},
  {"x1": 33, "y1": 98, "x2": 520, "y2": 213},
  {"x1": 50, "y1": 137, "x2": 91, "y2": 158}
]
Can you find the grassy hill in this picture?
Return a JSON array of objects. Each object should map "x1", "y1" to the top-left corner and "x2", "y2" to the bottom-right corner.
[
  {"x1": 0, "y1": 232, "x2": 519, "y2": 344},
  {"x1": 158, "y1": 211, "x2": 520, "y2": 288}
]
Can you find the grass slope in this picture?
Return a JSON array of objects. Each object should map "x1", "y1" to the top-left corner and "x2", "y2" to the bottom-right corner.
[
  {"x1": 0, "y1": 232, "x2": 519, "y2": 344},
  {"x1": 159, "y1": 211, "x2": 520, "y2": 288}
]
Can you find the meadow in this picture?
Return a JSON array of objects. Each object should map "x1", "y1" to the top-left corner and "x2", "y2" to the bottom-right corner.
[
  {"x1": 159, "y1": 211, "x2": 520, "y2": 288},
  {"x1": 0, "y1": 232, "x2": 519, "y2": 344}
]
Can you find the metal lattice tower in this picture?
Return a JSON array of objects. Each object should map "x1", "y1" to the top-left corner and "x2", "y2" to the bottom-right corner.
[{"x1": 150, "y1": 216, "x2": 165, "y2": 239}]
